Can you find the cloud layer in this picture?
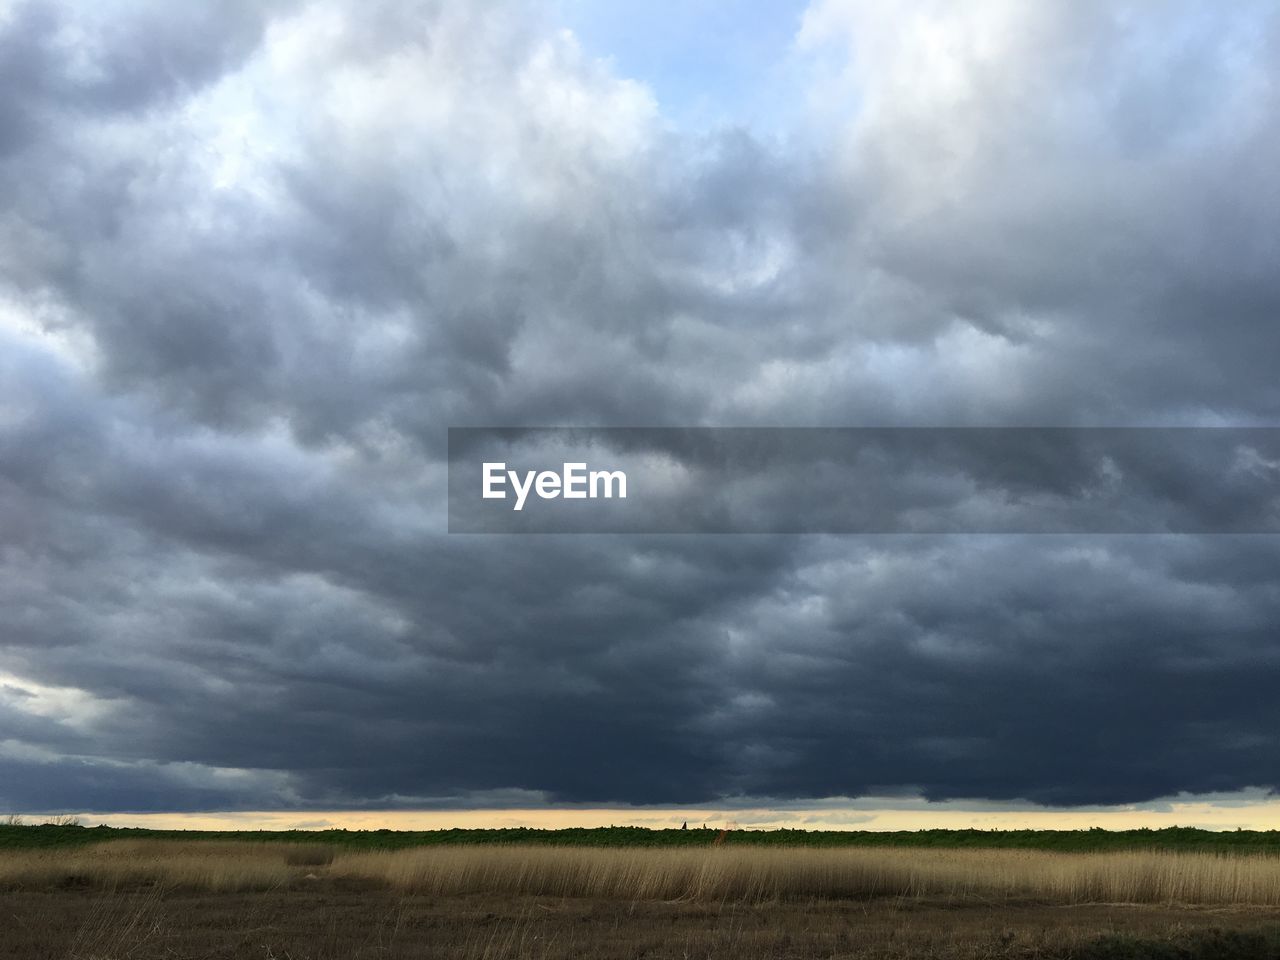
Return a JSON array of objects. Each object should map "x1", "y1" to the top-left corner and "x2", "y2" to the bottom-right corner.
[{"x1": 2, "y1": 0, "x2": 1280, "y2": 812}]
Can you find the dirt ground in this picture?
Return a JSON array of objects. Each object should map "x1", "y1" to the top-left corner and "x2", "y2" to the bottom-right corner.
[{"x1": 4, "y1": 885, "x2": 1280, "y2": 960}]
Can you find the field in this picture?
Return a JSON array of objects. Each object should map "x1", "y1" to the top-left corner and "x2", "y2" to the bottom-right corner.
[{"x1": 4, "y1": 831, "x2": 1280, "y2": 958}]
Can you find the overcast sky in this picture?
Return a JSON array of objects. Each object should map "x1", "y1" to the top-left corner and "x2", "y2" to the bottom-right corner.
[{"x1": 3, "y1": 0, "x2": 1280, "y2": 825}]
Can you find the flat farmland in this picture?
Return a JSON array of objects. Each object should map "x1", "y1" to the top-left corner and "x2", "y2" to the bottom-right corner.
[
  {"x1": 5, "y1": 887, "x2": 1280, "y2": 960},
  {"x1": 5, "y1": 834, "x2": 1280, "y2": 959}
]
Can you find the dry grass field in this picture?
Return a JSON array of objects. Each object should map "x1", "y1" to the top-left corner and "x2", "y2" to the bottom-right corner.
[
  {"x1": 6, "y1": 840, "x2": 1280, "y2": 905},
  {"x1": 4, "y1": 841, "x2": 1280, "y2": 958}
]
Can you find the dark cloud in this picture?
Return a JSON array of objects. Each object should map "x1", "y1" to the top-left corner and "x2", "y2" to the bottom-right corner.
[
  {"x1": 2, "y1": 0, "x2": 1280, "y2": 814},
  {"x1": 0, "y1": 0, "x2": 294, "y2": 157}
]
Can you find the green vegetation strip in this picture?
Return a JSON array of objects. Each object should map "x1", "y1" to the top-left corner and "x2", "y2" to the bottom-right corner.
[
  {"x1": 5, "y1": 823, "x2": 1280, "y2": 853},
  {"x1": 1076, "y1": 927, "x2": 1280, "y2": 960}
]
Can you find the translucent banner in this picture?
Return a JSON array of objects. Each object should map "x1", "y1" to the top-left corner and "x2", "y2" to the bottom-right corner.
[{"x1": 447, "y1": 428, "x2": 1280, "y2": 534}]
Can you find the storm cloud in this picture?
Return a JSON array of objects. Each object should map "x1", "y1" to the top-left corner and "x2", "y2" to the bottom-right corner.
[{"x1": 2, "y1": 0, "x2": 1280, "y2": 813}]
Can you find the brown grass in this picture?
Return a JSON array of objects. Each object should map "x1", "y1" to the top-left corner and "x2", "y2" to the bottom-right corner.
[
  {"x1": 324, "y1": 845, "x2": 1280, "y2": 905},
  {"x1": 4, "y1": 887, "x2": 1280, "y2": 960},
  {"x1": 6, "y1": 846, "x2": 1280, "y2": 958},
  {"x1": 5, "y1": 841, "x2": 1280, "y2": 906},
  {"x1": 0, "y1": 840, "x2": 330, "y2": 892}
]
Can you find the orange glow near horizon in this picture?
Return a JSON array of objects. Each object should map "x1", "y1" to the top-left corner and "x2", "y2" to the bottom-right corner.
[{"x1": 32, "y1": 796, "x2": 1280, "y2": 833}]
